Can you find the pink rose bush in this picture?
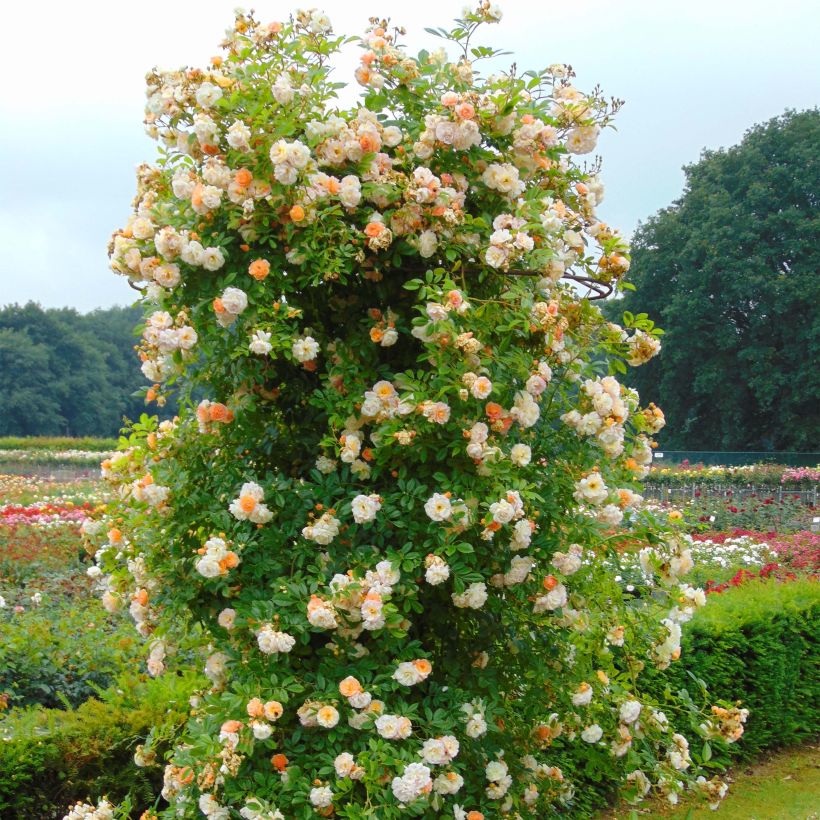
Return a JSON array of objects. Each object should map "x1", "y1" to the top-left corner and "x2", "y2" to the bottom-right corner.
[{"x1": 78, "y1": 5, "x2": 741, "y2": 817}]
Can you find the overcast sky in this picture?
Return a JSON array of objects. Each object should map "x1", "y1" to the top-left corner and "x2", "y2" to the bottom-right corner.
[{"x1": 1, "y1": 0, "x2": 818, "y2": 312}]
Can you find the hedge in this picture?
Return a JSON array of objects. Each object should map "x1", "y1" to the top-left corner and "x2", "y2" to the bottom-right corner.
[
  {"x1": 0, "y1": 671, "x2": 200, "y2": 818},
  {"x1": 0, "y1": 437, "x2": 118, "y2": 452},
  {"x1": 660, "y1": 579, "x2": 820, "y2": 757}
]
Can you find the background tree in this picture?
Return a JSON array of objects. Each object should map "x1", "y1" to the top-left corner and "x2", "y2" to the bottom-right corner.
[
  {"x1": 0, "y1": 327, "x2": 65, "y2": 435},
  {"x1": 610, "y1": 109, "x2": 820, "y2": 451},
  {"x1": 0, "y1": 303, "x2": 176, "y2": 437}
]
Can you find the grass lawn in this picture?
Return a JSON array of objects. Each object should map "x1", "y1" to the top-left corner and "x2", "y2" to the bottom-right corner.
[{"x1": 602, "y1": 742, "x2": 820, "y2": 819}]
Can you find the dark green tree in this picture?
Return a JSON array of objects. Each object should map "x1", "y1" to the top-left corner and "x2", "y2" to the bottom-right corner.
[
  {"x1": 0, "y1": 303, "x2": 175, "y2": 437},
  {"x1": 0, "y1": 328, "x2": 66, "y2": 435},
  {"x1": 611, "y1": 109, "x2": 820, "y2": 450}
]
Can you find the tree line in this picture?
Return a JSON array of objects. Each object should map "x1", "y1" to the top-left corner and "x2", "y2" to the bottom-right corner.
[{"x1": 0, "y1": 303, "x2": 175, "y2": 438}]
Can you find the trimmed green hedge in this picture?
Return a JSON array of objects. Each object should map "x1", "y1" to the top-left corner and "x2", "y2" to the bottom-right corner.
[
  {"x1": 0, "y1": 436, "x2": 118, "y2": 452},
  {"x1": 663, "y1": 580, "x2": 820, "y2": 757},
  {"x1": 0, "y1": 672, "x2": 200, "y2": 818}
]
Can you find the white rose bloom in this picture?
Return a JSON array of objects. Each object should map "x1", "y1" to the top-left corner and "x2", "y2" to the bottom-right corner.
[
  {"x1": 420, "y1": 736, "x2": 459, "y2": 765},
  {"x1": 204, "y1": 651, "x2": 228, "y2": 683},
  {"x1": 201, "y1": 247, "x2": 226, "y2": 271},
  {"x1": 597, "y1": 504, "x2": 624, "y2": 526},
  {"x1": 195, "y1": 82, "x2": 222, "y2": 108},
  {"x1": 221, "y1": 287, "x2": 248, "y2": 315},
  {"x1": 510, "y1": 518, "x2": 533, "y2": 550},
  {"x1": 510, "y1": 391, "x2": 540, "y2": 428},
  {"x1": 571, "y1": 684, "x2": 593, "y2": 706},
  {"x1": 292, "y1": 336, "x2": 320, "y2": 362},
  {"x1": 578, "y1": 412, "x2": 603, "y2": 435},
  {"x1": 274, "y1": 164, "x2": 298, "y2": 185},
  {"x1": 434, "y1": 771, "x2": 464, "y2": 795},
  {"x1": 465, "y1": 713, "x2": 488, "y2": 738},
  {"x1": 195, "y1": 555, "x2": 221, "y2": 578},
  {"x1": 424, "y1": 493, "x2": 452, "y2": 522},
  {"x1": 338, "y1": 175, "x2": 362, "y2": 207},
  {"x1": 257, "y1": 626, "x2": 296, "y2": 654},
  {"x1": 269, "y1": 139, "x2": 290, "y2": 165},
  {"x1": 552, "y1": 545, "x2": 583, "y2": 575},
  {"x1": 149, "y1": 310, "x2": 173, "y2": 329},
  {"x1": 485, "y1": 760, "x2": 508, "y2": 782},
  {"x1": 485, "y1": 244, "x2": 508, "y2": 268},
  {"x1": 383, "y1": 125, "x2": 403, "y2": 146},
  {"x1": 153, "y1": 263, "x2": 181, "y2": 288},
  {"x1": 470, "y1": 377, "x2": 493, "y2": 400},
  {"x1": 181, "y1": 239, "x2": 205, "y2": 266},
  {"x1": 226, "y1": 120, "x2": 251, "y2": 151},
  {"x1": 620, "y1": 700, "x2": 642, "y2": 724},
  {"x1": 309, "y1": 786, "x2": 333, "y2": 808},
  {"x1": 131, "y1": 216, "x2": 155, "y2": 240},
  {"x1": 525, "y1": 374, "x2": 547, "y2": 396},
  {"x1": 302, "y1": 512, "x2": 341, "y2": 545},
  {"x1": 217, "y1": 608, "x2": 236, "y2": 629},
  {"x1": 582, "y1": 724, "x2": 603, "y2": 743},
  {"x1": 510, "y1": 443, "x2": 532, "y2": 466},
  {"x1": 316, "y1": 455, "x2": 337, "y2": 474},
  {"x1": 375, "y1": 714, "x2": 400, "y2": 739},
  {"x1": 287, "y1": 141, "x2": 311, "y2": 168},
  {"x1": 503, "y1": 555, "x2": 534, "y2": 586},
  {"x1": 249, "y1": 330, "x2": 273, "y2": 355},
  {"x1": 391, "y1": 763, "x2": 432, "y2": 803},
  {"x1": 534, "y1": 582, "x2": 567, "y2": 612},
  {"x1": 272, "y1": 75, "x2": 294, "y2": 104},
  {"x1": 171, "y1": 172, "x2": 196, "y2": 200},
  {"x1": 452, "y1": 582, "x2": 488, "y2": 609},
  {"x1": 434, "y1": 120, "x2": 457, "y2": 145},
  {"x1": 252, "y1": 720, "x2": 273, "y2": 740},
  {"x1": 334, "y1": 752, "x2": 356, "y2": 778},
  {"x1": 425, "y1": 556, "x2": 450, "y2": 585},
  {"x1": 489, "y1": 499, "x2": 515, "y2": 524},
  {"x1": 198, "y1": 185, "x2": 223, "y2": 212},
  {"x1": 351, "y1": 493, "x2": 382, "y2": 524},
  {"x1": 574, "y1": 474, "x2": 609, "y2": 506}
]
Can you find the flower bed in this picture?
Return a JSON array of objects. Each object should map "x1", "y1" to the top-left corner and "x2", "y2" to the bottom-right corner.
[{"x1": 648, "y1": 462, "x2": 820, "y2": 488}]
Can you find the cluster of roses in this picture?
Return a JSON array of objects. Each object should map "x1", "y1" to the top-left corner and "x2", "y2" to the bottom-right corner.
[{"x1": 77, "y1": 5, "x2": 740, "y2": 819}]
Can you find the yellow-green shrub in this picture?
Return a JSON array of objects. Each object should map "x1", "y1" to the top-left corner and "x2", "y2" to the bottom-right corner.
[{"x1": 0, "y1": 671, "x2": 200, "y2": 817}]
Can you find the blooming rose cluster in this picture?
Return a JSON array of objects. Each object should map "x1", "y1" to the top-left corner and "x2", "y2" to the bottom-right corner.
[{"x1": 89, "y1": 5, "x2": 735, "y2": 819}]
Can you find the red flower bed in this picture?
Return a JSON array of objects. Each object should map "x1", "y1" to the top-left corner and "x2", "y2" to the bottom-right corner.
[
  {"x1": 704, "y1": 562, "x2": 813, "y2": 594},
  {"x1": 0, "y1": 502, "x2": 93, "y2": 526}
]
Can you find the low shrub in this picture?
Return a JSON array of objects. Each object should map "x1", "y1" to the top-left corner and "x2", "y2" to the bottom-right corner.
[
  {"x1": 0, "y1": 580, "x2": 142, "y2": 710},
  {"x1": 656, "y1": 580, "x2": 820, "y2": 758},
  {"x1": 0, "y1": 671, "x2": 201, "y2": 818}
]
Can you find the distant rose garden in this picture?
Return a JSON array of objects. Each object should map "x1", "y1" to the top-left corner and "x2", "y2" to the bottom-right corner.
[{"x1": 0, "y1": 5, "x2": 818, "y2": 820}]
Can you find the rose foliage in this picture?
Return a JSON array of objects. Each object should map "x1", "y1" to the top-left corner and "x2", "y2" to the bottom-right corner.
[{"x1": 78, "y1": 6, "x2": 743, "y2": 819}]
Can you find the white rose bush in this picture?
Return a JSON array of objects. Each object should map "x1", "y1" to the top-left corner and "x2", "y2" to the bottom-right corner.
[{"x1": 80, "y1": 5, "x2": 746, "y2": 818}]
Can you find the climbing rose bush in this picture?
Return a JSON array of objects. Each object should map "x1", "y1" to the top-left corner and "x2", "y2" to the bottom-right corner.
[{"x1": 84, "y1": 5, "x2": 742, "y2": 817}]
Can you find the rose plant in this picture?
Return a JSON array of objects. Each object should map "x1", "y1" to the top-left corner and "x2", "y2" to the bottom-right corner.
[{"x1": 77, "y1": 5, "x2": 741, "y2": 818}]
